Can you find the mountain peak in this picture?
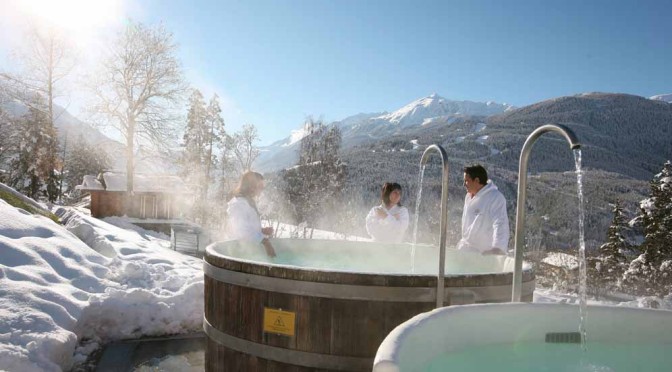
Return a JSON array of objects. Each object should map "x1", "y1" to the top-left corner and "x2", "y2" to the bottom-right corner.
[
  {"x1": 256, "y1": 94, "x2": 512, "y2": 171},
  {"x1": 650, "y1": 93, "x2": 672, "y2": 103},
  {"x1": 375, "y1": 94, "x2": 510, "y2": 126}
]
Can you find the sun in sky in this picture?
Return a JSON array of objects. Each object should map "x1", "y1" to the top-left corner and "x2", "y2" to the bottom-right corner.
[{"x1": 9, "y1": 0, "x2": 125, "y2": 47}]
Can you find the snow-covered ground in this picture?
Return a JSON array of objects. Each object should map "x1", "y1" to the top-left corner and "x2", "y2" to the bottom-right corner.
[
  {"x1": 1, "y1": 188, "x2": 670, "y2": 371},
  {"x1": 0, "y1": 198, "x2": 203, "y2": 371},
  {"x1": 534, "y1": 287, "x2": 671, "y2": 309}
]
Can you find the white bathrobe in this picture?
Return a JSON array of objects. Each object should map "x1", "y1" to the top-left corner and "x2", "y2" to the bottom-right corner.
[
  {"x1": 457, "y1": 182, "x2": 510, "y2": 253},
  {"x1": 226, "y1": 197, "x2": 264, "y2": 243},
  {"x1": 365, "y1": 204, "x2": 410, "y2": 243}
]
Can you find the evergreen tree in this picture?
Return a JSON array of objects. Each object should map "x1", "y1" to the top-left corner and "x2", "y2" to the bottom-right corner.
[
  {"x1": 8, "y1": 95, "x2": 59, "y2": 201},
  {"x1": 216, "y1": 149, "x2": 237, "y2": 199},
  {"x1": 181, "y1": 89, "x2": 209, "y2": 223},
  {"x1": 205, "y1": 94, "x2": 227, "y2": 188},
  {"x1": 200, "y1": 94, "x2": 227, "y2": 225},
  {"x1": 589, "y1": 199, "x2": 629, "y2": 295},
  {"x1": 0, "y1": 108, "x2": 18, "y2": 175},
  {"x1": 182, "y1": 89, "x2": 208, "y2": 180},
  {"x1": 181, "y1": 90, "x2": 227, "y2": 225},
  {"x1": 623, "y1": 161, "x2": 672, "y2": 297},
  {"x1": 63, "y1": 135, "x2": 110, "y2": 197}
]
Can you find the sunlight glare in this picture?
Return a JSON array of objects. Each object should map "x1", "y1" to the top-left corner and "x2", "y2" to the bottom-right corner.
[{"x1": 17, "y1": 0, "x2": 123, "y2": 46}]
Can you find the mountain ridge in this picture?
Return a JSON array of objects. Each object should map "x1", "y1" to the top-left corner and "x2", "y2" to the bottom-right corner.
[
  {"x1": 314, "y1": 92, "x2": 672, "y2": 250},
  {"x1": 255, "y1": 94, "x2": 512, "y2": 172}
]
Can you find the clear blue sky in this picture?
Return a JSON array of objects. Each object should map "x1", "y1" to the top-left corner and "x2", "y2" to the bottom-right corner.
[{"x1": 3, "y1": 0, "x2": 672, "y2": 145}]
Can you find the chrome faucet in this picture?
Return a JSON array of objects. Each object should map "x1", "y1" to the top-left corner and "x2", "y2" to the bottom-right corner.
[
  {"x1": 419, "y1": 144, "x2": 450, "y2": 308},
  {"x1": 512, "y1": 124, "x2": 581, "y2": 302}
]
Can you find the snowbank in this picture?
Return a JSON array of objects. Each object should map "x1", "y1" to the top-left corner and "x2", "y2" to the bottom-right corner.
[{"x1": 0, "y1": 199, "x2": 203, "y2": 371}]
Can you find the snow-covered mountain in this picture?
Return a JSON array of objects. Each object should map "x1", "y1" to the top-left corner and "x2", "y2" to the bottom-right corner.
[
  {"x1": 650, "y1": 93, "x2": 672, "y2": 103},
  {"x1": 255, "y1": 94, "x2": 512, "y2": 172},
  {"x1": 373, "y1": 93, "x2": 513, "y2": 126},
  {"x1": 255, "y1": 111, "x2": 385, "y2": 172}
]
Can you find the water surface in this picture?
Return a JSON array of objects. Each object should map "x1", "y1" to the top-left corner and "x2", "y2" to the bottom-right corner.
[{"x1": 423, "y1": 341, "x2": 672, "y2": 372}]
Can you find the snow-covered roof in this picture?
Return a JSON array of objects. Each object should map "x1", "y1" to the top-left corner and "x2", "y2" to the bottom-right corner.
[
  {"x1": 542, "y1": 252, "x2": 579, "y2": 270},
  {"x1": 76, "y1": 175, "x2": 104, "y2": 191},
  {"x1": 77, "y1": 172, "x2": 190, "y2": 193}
]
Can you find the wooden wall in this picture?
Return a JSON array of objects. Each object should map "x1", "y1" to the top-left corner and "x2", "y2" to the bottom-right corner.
[{"x1": 89, "y1": 191, "x2": 178, "y2": 219}]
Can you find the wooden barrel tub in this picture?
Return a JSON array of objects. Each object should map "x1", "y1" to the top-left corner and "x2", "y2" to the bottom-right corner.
[{"x1": 204, "y1": 239, "x2": 535, "y2": 371}]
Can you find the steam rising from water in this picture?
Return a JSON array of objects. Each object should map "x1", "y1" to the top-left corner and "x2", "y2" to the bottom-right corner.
[{"x1": 210, "y1": 239, "x2": 522, "y2": 276}]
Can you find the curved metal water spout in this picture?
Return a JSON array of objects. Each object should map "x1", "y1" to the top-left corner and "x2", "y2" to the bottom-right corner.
[
  {"x1": 512, "y1": 124, "x2": 581, "y2": 302},
  {"x1": 419, "y1": 144, "x2": 450, "y2": 308}
]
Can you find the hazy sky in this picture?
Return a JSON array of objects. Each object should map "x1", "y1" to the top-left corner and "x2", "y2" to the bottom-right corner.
[{"x1": 1, "y1": 0, "x2": 671, "y2": 144}]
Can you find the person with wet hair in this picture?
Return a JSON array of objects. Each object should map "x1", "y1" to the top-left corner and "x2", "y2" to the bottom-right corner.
[
  {"x1": 227, "y1": 171, "x2": 276, "y2": 257},
  {"x1": 458, "y1": 164, "x2": 509, "y2": 255},
  {"x1": 365, "y1": 182, "x2": 410, "y2": 243}
]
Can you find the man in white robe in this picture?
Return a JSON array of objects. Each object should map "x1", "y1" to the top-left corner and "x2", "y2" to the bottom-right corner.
[{"x1": 457, "y1": 164, "x2": 510, "y2": 255}]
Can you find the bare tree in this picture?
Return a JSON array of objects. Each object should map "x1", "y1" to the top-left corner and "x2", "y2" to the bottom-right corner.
[
  {"x1": 88, "y1": 21, "x2": 186, "y2": 193},
  {"x1": 228, "y1": 123, "x2": 260, "y2": 174},
  {"x1": 0, "y1": 26, "x2": 75, "y2": 201},
  {"x1": 0, "y1": 26, "x2": 76, "y2": 124}
]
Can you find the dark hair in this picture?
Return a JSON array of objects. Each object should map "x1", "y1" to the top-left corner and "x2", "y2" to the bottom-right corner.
[
  {"x1": 232, "y1": 171, "x2": 264, "y2": 199},
  {"x1": 463, "y1": 164, "x2": 488, "y2": 185},
  {"x1": 381, "y1": 182, "x2": 403, "y2": 207}
]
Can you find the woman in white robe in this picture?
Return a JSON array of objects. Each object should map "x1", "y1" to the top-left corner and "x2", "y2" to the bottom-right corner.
[
  {"x1": 365, "y1": 182, "x2": 410, "y2": 243},
  {"x1": 227, "y1": 171, "x2": 276, "y2": 257}
]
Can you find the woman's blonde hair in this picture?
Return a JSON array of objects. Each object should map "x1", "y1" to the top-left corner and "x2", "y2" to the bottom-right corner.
[{"x1": 231, "y1": 171, "x2": 264, "y2": 199}]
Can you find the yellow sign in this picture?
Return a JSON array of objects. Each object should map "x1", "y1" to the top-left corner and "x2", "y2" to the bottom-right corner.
[{"x1": 263, "y1": 308, "x2": 296, "y2": 336}]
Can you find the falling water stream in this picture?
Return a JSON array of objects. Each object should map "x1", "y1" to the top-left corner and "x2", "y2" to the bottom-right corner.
[
  {"x1": 411, "y1": 165, "x2": 426, "y2": 273},
  {"x1": 574, "y1": 149, "x2": 588, "y2": 351}
]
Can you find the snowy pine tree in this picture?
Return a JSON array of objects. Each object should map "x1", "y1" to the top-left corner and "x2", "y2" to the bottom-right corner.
[
  {"x1": 0, "y1": 108, "x2": 18, "y2": 177},
  {"x1": 216, "y1": 149, "x2": 237, "y2": 200},
  {"x1": 204, "y1": 94, "x2": 227, "y2": 187},
  {"x1": 63, "y1": 135, "x2": 110, "y2": 197},
  {"x1": 182, "y1": 89, "x2": 208, "y2": 181},
  {"x1": 181, "y1": 90, "x2": 228, "y2": 225},
  {"x1": 623, "y1": 161, "x2": 672, "y2": 297},
  {"x1": 589, "y1": 199, "x2": 629, "y2": 296},
  {"x1": 7, "y1": 95, "x2": 59, "y2": 201}
]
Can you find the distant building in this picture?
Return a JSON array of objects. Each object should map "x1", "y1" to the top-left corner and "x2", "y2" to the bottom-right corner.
[{"x1": 76, "y1": 172, "x2": 193, "y2": 233}]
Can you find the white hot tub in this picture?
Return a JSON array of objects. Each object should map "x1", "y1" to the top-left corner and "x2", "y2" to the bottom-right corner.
[{"x1": 374, "y1": 303, "x2": 672, "y2": 372}]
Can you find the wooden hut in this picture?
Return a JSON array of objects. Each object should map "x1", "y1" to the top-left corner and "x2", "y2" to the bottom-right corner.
[{"x1": 77, "y1": 172, "x2": 193, "y2": 233}]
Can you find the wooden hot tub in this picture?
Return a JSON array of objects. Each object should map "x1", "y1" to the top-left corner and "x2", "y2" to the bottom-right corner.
[{"x1": 203, "y1": 239, "x2": 534, "y2": 371}]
